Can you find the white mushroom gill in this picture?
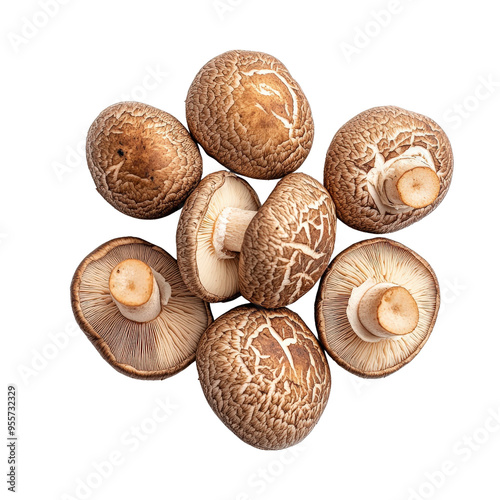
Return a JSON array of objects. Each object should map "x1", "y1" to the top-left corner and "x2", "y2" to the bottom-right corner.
[
  {"x1": 79, "y1": 243, "x2": 209, "y2": 372},
  {"x1": 321, "y1": 242, "x2": 438, "y2": 373},
  {"x1": 366, "y1": 146, "x2": 439, "y2": 215},
  {"x1": 196, "y1": 176, "x2": 259, "y2": 297}
]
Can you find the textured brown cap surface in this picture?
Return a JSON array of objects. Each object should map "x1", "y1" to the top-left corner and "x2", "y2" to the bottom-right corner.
[
  {"x1": 71, "y1": 237, "x2": 212, "y2": 380},
  {"x1": 176, "y1": 171, "x2": 261, "y2": 302},
  {"x1": 239, "y1": 173, "x2": 336, "y2": 308},
  {"x1": 315, "y1": 238, "x2": 440, "y2": 378},
  {"x1": 186, "y1": 50, "x2": 314, "y2": 179},
  {"x1": 87, "y1": 102, "x2": 202, "y2": 219},
  {"x1": 196, "y1": 305, "x2": 331, "y2": 450},
  {"x1": 324, "y1": 106, "x2": 453, "y2": 233}
]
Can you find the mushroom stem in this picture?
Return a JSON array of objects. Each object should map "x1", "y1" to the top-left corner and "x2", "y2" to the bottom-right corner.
[
  {"x1": 383, "y1": 159, "x2": 440, "y2": 209},
  {"x1": 358, "y1": 283, "x2": 419, "y2": 338},
  {"x1": 212, "y1": 207, "x2": 257, "y2": 259},
  {"x1": 347, "y1": 280, "x2": 419, "y2": 342},
  {"x1": 367, "y1": 146, "x2": 440, "y2": 214},
  {"x1": 109, "y1": 259, "x2": 171, "y2": 323}
]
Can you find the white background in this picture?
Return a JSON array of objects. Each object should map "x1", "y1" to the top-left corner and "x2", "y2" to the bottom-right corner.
[{"x1": 2, "y1": 1, "x2": 499, "y2": 499}]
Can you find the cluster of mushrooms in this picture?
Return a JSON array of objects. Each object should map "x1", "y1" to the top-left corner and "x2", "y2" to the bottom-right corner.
[{"x1": 71, "y1": 50, "x2": 453, "y2": 450}]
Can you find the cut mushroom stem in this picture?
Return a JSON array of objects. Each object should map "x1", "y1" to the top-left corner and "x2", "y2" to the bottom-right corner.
[
  {"x1": 383, "y1": 157, "x2": 440, "y2": 209},
  {"x1": 357, "y1": 283, "x2": 419, "y2": 339},
  {"x1": 109, "y1": 259, "x2": 171, "y2": 323},
  {"x1": 212, "y1": 207, "x2": 257, "y2": 259}
]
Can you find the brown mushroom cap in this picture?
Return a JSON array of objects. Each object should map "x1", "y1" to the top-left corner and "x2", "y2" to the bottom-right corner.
[
  {"x1": 196, "y1": 305, "x2": 331, "y2": 450},
  {"x1": 86, "y1": 102, "x2": 202, "y2": 219},
  {"x1": 177, "y1": 172, "x2": 336, "y2": 306},
  {"x1": 71, "y1": 237, "x2": 212, "y2": 379},
  {"x1": 240, "y1": 173, "x2": 336, "y2": 308},
  {"x1": 324, "y1": 106, "x2": 453, "y2": 233},
  {"x1": 315, "y1": 238, "x2": 440, "y2": 378},
  {"x1": 176, "y1": 171, "x2": 261, "y2": 302},
  {"x1": 186, "y1": 50, "x2": 314, "y2": 180}
]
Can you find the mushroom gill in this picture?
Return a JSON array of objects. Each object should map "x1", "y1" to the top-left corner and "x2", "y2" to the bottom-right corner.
[
  {"x1": 316, "y1": 238, "x2": 439, "y2": 377},
  {"x1": 73, "y1": 238, "x2": 211, "y2": 379},
  {"x1": 177, "y1": 171, "x2": 261, "y2": 303},
  {"x1": 195, "y1": 175, "x2": 260, "y2": 298}
]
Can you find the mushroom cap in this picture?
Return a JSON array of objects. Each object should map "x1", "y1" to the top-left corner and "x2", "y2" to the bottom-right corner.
[
  {"x1": 86, "y1": 102, "x2": 202, "y2": 219},
  {"x1": 324, "y1": 106, "x2": 453, "y2": 233},
  {"x1": 71, "y1": 237, "x2": 212, "y2": 380},
  {"x1": 239, "y1": 173, "x2": 336, "y2": 308},
  {"x1": 196, "y1": 305, "x2": 331, "y2": 450},
  {"x1": 315, "y1": 238, "x2": 440, "y2": 378},
  {"x1": 186, "y1": 50, "x2": 314, "y2": 180},
  {"x1": 176, "y1": 171, "x2": 261, "y2": 302}
]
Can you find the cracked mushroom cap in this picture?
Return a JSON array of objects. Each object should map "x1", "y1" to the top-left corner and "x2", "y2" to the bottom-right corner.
[
  {"x1": 324, "y1": 106, "x2": 453, "y2": 233},
  {"x1": 315, "y1": 238, "x2": 440, "y2": 378},
  {"x1": 71, "y1": 237, "x2": 212, "y2": 379},
  {"x1": 240, "y1": 173, "x2": 336, "y2": 308},
  {"x1": 86, "y1": 102, "x2": 202, "y2": 219},
  {"x1": 196, "y1": 305, "x2": 331, "y2": 450},
  {"x1": 186, "y1": 50, "x2": 314, "y2": 180},
  {"x1": 176, "y1": 171, "x2": 261, "y2": 302},
  {"x1": 176, "y1": 171, "x2": 336, "y2": 307}
]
